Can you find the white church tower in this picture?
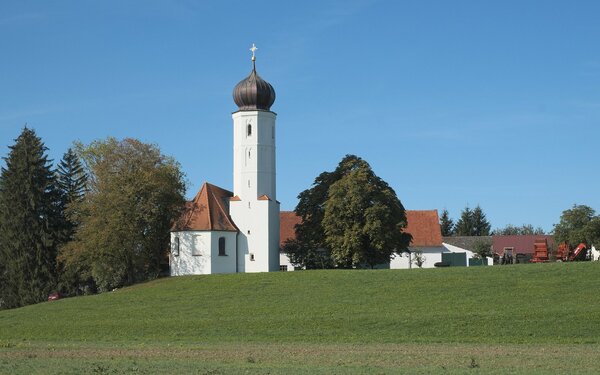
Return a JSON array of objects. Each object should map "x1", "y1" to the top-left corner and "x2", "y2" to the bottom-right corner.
[{"x1": 229, "y1": 44, "x2": 280, "y2": 273}]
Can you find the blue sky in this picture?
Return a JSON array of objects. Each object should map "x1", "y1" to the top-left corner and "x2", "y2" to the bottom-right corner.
[{"x1": 1, "y1": 1, "x2": 599, "y2": 232}]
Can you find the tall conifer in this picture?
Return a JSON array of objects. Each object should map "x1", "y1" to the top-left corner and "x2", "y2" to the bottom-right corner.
[
  {"x1": 472, "y1": 205, "x2": 491, "y2": 236},
  {"x1": 0, "y1": 127, "x2": 61, "y2": 308},
  {"x1": 454, "y1": 206, "x2": 474, "y2": 236},
  {"x1": 57, "y1": 148, "x2": 87, "y2": 239},
  {"x1": 439, "y1": 209, "x2": 455, "y2": 236},
  {"x1": 55, "y1": 148, "x2": 88, "y2": 294}
]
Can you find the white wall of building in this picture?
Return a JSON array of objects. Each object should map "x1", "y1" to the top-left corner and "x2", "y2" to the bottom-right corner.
[
  {"x1": 443, "y1": 243, "x2": 493, "y2": 266},
  {"x1": 232, "y1": 110, "x2": 277, "y2": 200},
  {"x1": 231, "y1": 199, "x2": 280, "y2": 273},
  {"x1": 170, "y1": 231, "x2": 237, "y2": 276},
  {"x1": 390, "y1": 247, "x2": 446, "y2": 269},
  {"x1": 591, "y1": 245, "x2": 600, "y2": 261},
  {"x1": 279, "y1": 252, "x2": 297, "y2": 271},
  {"x1": 230, "y1": 109, "x2": 280, "y2": 274}
]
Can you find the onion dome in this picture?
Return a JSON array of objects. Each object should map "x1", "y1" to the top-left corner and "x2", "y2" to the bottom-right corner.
[{"x1": 233, "y1": 44, "x2": 276, "y2": 111}]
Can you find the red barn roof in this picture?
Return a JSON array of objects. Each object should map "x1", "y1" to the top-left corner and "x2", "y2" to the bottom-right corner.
[
  {"x1": 492, "y1": 235, "x2": 555, "y2": 255},
  {"x1": 279, "y1": 210, "x2": 442, "y2": 248}
]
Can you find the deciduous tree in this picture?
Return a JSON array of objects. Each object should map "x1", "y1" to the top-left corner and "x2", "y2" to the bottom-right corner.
[
  {"x1": 322, "y1": 158, "x2": 411, "y2": 268},
  {"x1": 493, "y1": 224, "x2": 545, "y2": 235},
  {"x1": 284, "y1": 155, "x2": 365, "y2": 269},
  {"x1": 59, "y1": 138, "x2": 186, "y2": 292},
  {"x1": 553, "y1": 205, "x2": 596, "y2": 247},
  {"x1": 473, "y1": 238, "x2": 493, "y2": 259}
]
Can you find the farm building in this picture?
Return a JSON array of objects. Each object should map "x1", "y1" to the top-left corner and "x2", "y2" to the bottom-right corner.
[{"x1": 279, "y1": 210, "x2": 492, "y2": 269}]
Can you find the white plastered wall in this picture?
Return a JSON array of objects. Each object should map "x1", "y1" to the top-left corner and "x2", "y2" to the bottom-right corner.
[
  {"x1": 232, "y1": 110, "x2": 276, "y2": 200},
  {"x1": 170, "y1": 231, "x2": 237, "y2": 275},
  {"x1": 231, "y1": 199, "x2": 280, "y2": 273},
  {"x1": 390, "y1": 246, "x2": 446, "y2": 269},
  {"x1": 230, "y1": 108, "x2": 280, "y2": 273},
  {"x1": 279, "y1": 252, "x2": 297, "y2": 271}
]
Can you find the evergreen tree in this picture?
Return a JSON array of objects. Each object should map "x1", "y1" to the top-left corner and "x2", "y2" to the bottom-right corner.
[
  {"x1": 55, "y1": 148, "x2": 88, "y2": 294},
  {"x1": 472, "y1": 205, "x2": 491, "y2": 236},
  {"x1": 454, "y1": 206, "x2": 474, "y2": 236},
  {"x1": 439, "y1": 209, "x2": 454, "y2": 236},
  {"x1": 0, "y1": 128, "x2": 61, "y2": 309},
  {"x1": 56, "y1": 148, "x2": 87, "y2": 238},
  {"x1": 454, "y1": 205, "x2": 491, "y2": 236}
]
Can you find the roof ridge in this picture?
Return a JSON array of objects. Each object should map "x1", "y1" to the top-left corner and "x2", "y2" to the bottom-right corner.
[
  {"x1": 204, "y1": 183, "x2": 213, "y2": 230},
  {"x1": 209, "y1": 184, "x2": 238, "y2": 231}
]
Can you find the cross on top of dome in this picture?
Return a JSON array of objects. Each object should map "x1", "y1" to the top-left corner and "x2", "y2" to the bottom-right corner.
[{"x1": 232, "y1": 44, "x2": 276, "y2": 111}]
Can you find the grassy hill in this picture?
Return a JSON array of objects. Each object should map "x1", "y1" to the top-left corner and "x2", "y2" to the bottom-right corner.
[{"x1": 1, "y1": 262, "x2": 600, "y2": 374}]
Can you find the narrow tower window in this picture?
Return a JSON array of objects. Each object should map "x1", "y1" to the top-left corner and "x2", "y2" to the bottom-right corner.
[
  {"x1": 247, "y1": 124, "x2": 252, "y2": 136},
  {"x1": 218, "y1": 237, "x2": 226, "y2": 256}
]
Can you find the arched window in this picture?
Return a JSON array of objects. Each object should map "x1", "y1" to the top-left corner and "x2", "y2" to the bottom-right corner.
[
  {"x1": 218, "y1": 237, "x2": 226, "y2": 256},
  {"x1": 247, "y1": 124, "x2": 252, "y2": 136}
]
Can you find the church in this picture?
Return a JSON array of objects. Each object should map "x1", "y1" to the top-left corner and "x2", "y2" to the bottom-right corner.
[
  {"x1": 170, "y1": 45, "x2": 280, "y2": 275},
  {"x1": 169, "y1": 46, "x2": 475, "y2": 275}
]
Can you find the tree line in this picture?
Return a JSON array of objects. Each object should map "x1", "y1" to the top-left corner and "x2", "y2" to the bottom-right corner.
[
  {"x1": 440, "y1": 208, "x2": 546, "y2": 237},
  {"x1": 0, "y1": 128, "x2": 185, "y2": 309}
]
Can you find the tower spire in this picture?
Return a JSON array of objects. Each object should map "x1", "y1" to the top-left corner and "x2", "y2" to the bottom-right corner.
[
  {"x1": 233, "y1": 43, "x2": 275, "y2": 111},
  {"x1": 250, "y1": 43, "x2": 258, "y2": 70}
]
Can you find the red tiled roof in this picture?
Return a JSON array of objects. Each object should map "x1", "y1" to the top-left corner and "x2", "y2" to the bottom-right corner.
[
  {"x1": 492, "y1": 235, "x2": 555, "y2": 255},
  {"x1": 278, "y1": 210, "x2": 442, "y2": 248},
  {"x1": 172, "y1": 182, "x2": 238, "y2": 232},
  {"x1": 258, "y1": 195, "x2": 271, "y2": 201},
  {"x1": 280, "y1": 211, "x2": 302, "y2": 247},
  {"x1": 404, "y1": 210, "x2": 443, "y2": 247}
]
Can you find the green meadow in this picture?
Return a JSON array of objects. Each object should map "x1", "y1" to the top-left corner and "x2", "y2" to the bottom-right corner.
[{"x1": 1, "y1": 262, "x2": 600, "y2": 374}]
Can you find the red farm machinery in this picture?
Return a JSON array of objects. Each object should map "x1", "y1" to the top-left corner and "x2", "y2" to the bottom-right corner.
[
  {"x1": 556, "y1": 242, "x2": 588, "y2": 262},
  {"x1": 531, "y1": 240, "x2": 588, "y2": 263}
]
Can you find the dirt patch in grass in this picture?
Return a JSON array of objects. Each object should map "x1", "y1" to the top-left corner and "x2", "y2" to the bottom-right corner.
[{"x1": 2, "y1": 343, "x2": 599, "y2": 374}]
